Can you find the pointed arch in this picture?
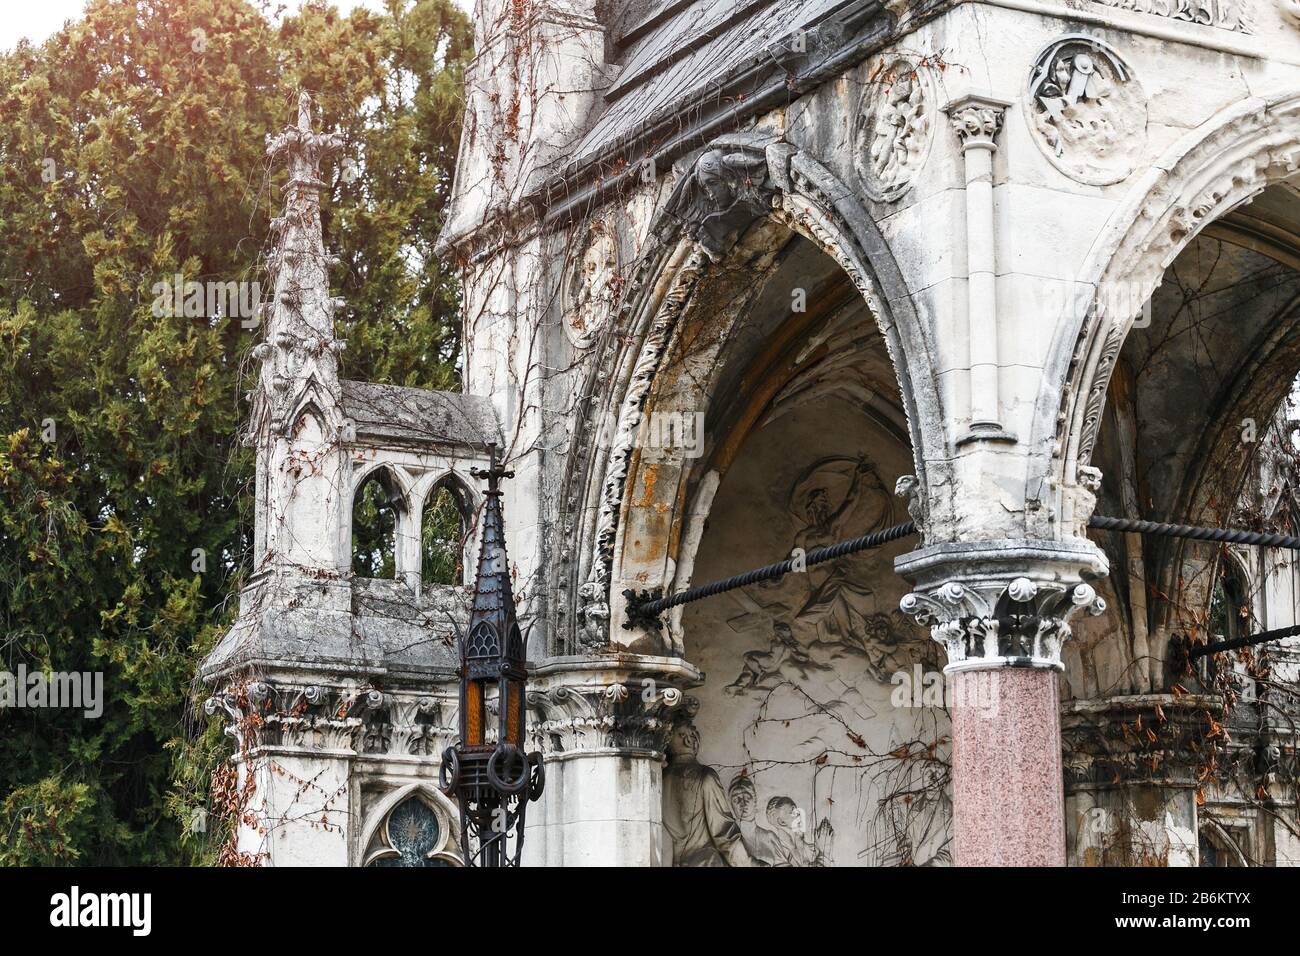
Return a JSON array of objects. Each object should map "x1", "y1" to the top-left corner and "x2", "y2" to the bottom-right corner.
[{"x1": 556, "y1": 134, "x2": 940, "y2": 653}]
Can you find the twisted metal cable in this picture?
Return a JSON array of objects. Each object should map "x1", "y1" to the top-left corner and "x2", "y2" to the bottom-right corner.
[
  {"x1": 1186, "y1": 622, "x2": 1300, "y2": 659},
  {"x1": 624, "y1": 520, "x2": 917, "y2": 621},
  {"x1": 1086, "y1": 515, "x2": 1300, "y2": 551},
  {"x1": 622, "y1": 514, "x2": 1300, "y2": 626}
]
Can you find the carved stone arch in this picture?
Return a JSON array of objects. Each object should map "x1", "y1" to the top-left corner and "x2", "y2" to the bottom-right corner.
[
  {"x1": 559, "y1": 133, "x2": 940, "y2": 653},
  {"x1": 411, "y1": 466, "x2": 478, "y2": 517},
  {"x1": 349, "y1": 463, "x2": 412, "y2": 580},
  {"x1": 1039, "y1": 89, "x2": 1300, "y2": 496},
  {"x1": 349, "y1": 459, "x2": 415, "y2": 507},
  {"x1": 279, "y1": 384, "x2": 345, "y2": 441},
  {"x1": 357, "y1": 781, "x2": 463, "y2": 867}
]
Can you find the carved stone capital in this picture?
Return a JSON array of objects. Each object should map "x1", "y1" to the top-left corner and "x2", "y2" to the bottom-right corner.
[
  {"x1": 359, "y1": 692, "x2": 457, "y2": 758},
  {"x1": 897, "y1": 541, "x2": 1108, "y2": 671},
  {"x1": 944, "y1": 95, "x2": 1008, "y2": 152},
  {"x1": 526, "y1": 655, "x2": 703, "y2": 756},
  {"x1": 203, "y1": 678, "x2": 387, "y2": 755}
]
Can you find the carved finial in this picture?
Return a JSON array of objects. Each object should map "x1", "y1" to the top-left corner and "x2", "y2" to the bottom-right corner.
[{"x1": 297, "y1": 90, "x2": 314, "y2": 134}]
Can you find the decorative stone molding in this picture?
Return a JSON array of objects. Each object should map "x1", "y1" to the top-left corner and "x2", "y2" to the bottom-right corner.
[
  {"x1": 204, "y1": 680, "x2": 388, "y2": 754},
  {"x1": 1062, "y1": 694, "x2": 1223, "y2": 791},
  {"x1": 896, "y1": 541, "x2": 1109, "y2": 671},
  {"x1": 854, "y1": 58, "x2": 935, "y2": 202},
  {"x1": 526, "y1": 655, "x2": 702, "y2": 756},
  {"x1": 1026, "y1": 36, "x2": 1146, "y2": 186},
  {"x1": 1090, "y1": 0, "x2": 1253, "y2": 32},
  {"x1": 360, "y1": 693, "x2": 458, "y2": 758}
]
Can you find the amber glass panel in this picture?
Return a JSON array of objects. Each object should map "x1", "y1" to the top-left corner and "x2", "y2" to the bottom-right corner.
[
  {"x1": 506, "y1": 681, "x2": 522, "y2": 747},
  {"x1": 465, "y1": 683, "x2": 484, "y2": 746}
]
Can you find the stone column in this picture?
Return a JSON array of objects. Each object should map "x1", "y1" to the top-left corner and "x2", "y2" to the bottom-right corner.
[
  {"x1": 522, "y1": 654, "x2": 701, "y2": 866},
  {"x1": 899, "y1": 541, "x2": 1107, "y2": 866},
  {"x1": 945, "y1": 95, "x2": 1013, "y2": 444}
]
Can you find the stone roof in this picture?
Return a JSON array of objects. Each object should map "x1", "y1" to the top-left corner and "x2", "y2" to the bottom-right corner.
[
  {"x1": 340, "y1": 380, "x2": 501, "y2": 449},
  {"x1": 541, "y1": 0, "x2": 892, "y2": 222},
  {"x1": 570, "y1": 0, "x2": 847, "y2": 165}
]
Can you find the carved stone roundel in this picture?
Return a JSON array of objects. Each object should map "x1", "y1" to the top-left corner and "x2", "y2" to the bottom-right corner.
[
  {"x1": 854, "y1": 58, "x2": 935, "y2": 203},
  {"x1": 1025, "y1": 36, "x2": 1147, "y2": 187},
  {"x1": 562, "y1": 220, "x2": 619, "y2": 349}
]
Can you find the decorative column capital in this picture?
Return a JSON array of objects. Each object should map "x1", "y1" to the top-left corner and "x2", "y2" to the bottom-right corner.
[
  {"x1": 944, "y1": 94, "x2": 1010, "y2": 152},
  {"x1": 897, "y1": 540, "x2": 1108, "y2": 671},
  {"x1": 526, "y1": 655, "x2": 703, "y2": 757}
]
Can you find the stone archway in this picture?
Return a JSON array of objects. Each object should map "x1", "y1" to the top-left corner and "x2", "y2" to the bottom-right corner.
[
  {"x1": 1040, "y1": 89, "x2": 1300, "y2": 494},
  {"x1": 564, "y1": 133, "x2": 944, "y2": 654}
]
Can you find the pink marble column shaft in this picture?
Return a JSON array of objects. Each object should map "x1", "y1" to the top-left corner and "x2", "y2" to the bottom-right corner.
[{"x1": 949, "y1": 667, "x2": 1065, "y2": 866}]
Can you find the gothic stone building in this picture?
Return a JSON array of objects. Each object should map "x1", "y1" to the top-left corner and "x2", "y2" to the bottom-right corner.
[{"x1": 203, "y1": 0, "x2": 1300, "y2": 866}]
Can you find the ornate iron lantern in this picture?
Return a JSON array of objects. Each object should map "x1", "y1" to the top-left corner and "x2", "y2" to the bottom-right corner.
[{"x1": 441, "y1": 443, "x2": 544, "y2": 866}]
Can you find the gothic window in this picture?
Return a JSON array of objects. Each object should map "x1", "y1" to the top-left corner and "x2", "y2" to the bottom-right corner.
[
  {"x1": 352, "y1": 468, "x2": 405, "y2": 579},
  {"x1": 1208, "y1": 553, "x2": 1251, "y2": 644},
  {"x1": 363, "y1": 795, "x2": 461, "y2": 867},
  {"x1": 1205, "y1": 553, "x2": 1256, "y2": 697},
  {"x1": 1198, "y1": 822, "x2": 1248, "y2": 867},
  {"x1": 421, "y1": 477, "x2": 471, "y2": 586}
]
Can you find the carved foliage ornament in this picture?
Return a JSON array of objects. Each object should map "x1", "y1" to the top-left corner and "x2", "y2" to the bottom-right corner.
[
  {"x1": 1026, "y1": 36, "x2": 1146, "y2": 186},
  {"x1": 526, "y1": 681, "x2": 685, "y2": 754},
  {"x1": 854, "y1": 58, "x2": 935, "y2": 202},
  {"x1": 1090, "y1": 0, "x2": 1253, "y2": 33},
  {"x1": 900, "y1": 577, "x2": 1106, "y2": 669}
]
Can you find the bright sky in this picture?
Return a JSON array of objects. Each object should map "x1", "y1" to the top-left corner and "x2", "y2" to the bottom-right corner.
[{"x1": 0, "y1": 1, "x2": 472, "y2": 51}]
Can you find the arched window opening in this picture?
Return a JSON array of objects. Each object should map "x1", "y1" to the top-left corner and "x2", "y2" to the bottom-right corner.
[
  {"x1": 1204, "y1": 552, "x2": 1255, "y2": 690},
  {"x1": 1209, "y1": 554, "x2": 1251, "y2": 645},
  {"x1": 364, "y1": 796, "x2": 461, "y2": 867},
  {"x1": 1198, "y1": 822, "x2": 1248, "y2": 867},
  {"x1": 352, "y1": 469, "x2": 404, "y2": 579},
  {"x1": 421, "y1": 479, "x2": 469, "y2": 586}
]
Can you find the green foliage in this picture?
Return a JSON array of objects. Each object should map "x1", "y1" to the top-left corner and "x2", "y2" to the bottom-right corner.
[
  {"x1": 420, "y1": 483, "x2": 464, "y2": 585},
  {"x1": 0, "y1": 0, "x2": 470, "y2": 864},
  {"x1": 352, "y1": 472, "x2": 399, "y2": 579}
]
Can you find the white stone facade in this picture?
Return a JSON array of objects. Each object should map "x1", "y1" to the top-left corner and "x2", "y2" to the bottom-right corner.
[{"x1": 205, "y1": 1, "x2": 1300, "y2": 865}]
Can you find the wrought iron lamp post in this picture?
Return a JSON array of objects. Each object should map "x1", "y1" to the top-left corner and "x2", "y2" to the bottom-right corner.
[{"x1": 441, "y1": 444, "x2": 544, "y2": 866}]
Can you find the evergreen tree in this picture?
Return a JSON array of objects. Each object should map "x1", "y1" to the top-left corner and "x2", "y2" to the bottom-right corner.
[{"x1": 0, "y1": 0, "x2": 470, "y2": 864}]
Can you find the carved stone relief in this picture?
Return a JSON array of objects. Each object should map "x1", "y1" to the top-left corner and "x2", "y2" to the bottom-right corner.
[
  {"x1": 671, "y1": 333, "x2": 948, "y2": 866},
  {"x1": 1089, "y1": 0, "x2": 1253, "y2": 32},
  {"x1": 561, "y1": 220, "x2": 619, "y2": 349},
  {"x1": 854, "y1": 58, "x2": 934, "y2": 203},
  {"x1": 1026, "y1": 36, "x2": 1147, "y2": 186}
]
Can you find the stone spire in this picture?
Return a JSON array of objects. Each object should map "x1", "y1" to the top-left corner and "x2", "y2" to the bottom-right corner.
[{"x1": 254, "y1": 91, "x2": 346, "y2": 431}]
